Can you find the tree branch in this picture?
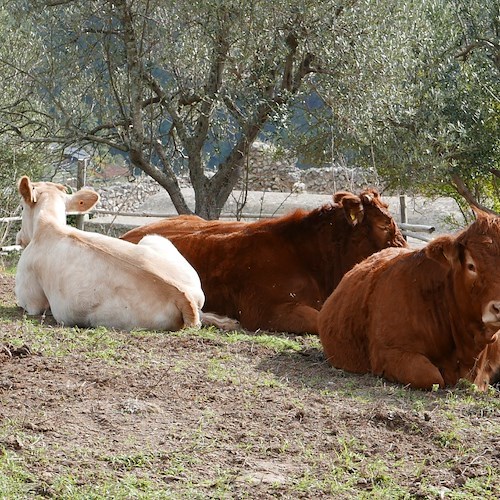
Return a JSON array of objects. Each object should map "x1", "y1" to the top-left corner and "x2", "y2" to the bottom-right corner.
[{"x1": 451, "y1": 174, "x2": 498, "y2": 215}]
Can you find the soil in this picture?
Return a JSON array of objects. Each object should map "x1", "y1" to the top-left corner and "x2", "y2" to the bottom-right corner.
[{"x1": 0, "y1": 269, "x2": 499, "y2": 498}]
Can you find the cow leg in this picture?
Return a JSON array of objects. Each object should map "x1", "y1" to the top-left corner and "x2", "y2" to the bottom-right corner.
[
  {"x1": 15, "y1": 279, "x2": 50, "y2": 316},
  {"x1": 374, "y1": 350, "x2": 445, "y2": 390},
  {"x1": 200, "y1": 312, "x2": 240, "y2": 331},
  {"x1": 242, "y1": 303, "x2": 319, "y2": 335}
]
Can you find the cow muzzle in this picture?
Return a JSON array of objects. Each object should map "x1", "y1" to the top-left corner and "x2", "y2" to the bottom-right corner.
[
  {"x1": 482, "y1": 300, "x2": 500, "y2": 327},
  {"x1": 16, "y1": 231, "x2": 26, "y2": 248}
]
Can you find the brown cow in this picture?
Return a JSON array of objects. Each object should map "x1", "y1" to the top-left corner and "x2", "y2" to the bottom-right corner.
[
  {"x1": 318, "y1": 210, "x2": 500, "y2": 390},
  {"x1": 121, "y1": 189, "x2": 407, "y2": 334},
  {"x1": 473, "y1": 340, "x2": 500, "y2": 391}
]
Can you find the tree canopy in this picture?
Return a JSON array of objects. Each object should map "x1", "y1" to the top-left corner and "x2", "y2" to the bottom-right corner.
[{"x1": 0, "y1": 0, "x2": 498, "y2": 217}]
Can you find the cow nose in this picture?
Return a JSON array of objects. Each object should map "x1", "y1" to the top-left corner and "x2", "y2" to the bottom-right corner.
[
  {"x1": 483, "y1": 301, "x2": 500, "y2": 324},
  {"x1": 492, "y1": 302, "x2": 500, "y2": 317}
]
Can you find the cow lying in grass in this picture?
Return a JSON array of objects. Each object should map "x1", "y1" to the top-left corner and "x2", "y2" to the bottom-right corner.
[
  {"x1": 318, "y1": 209, "x2": 500, "y2": 390},
  {"x1": 15, "y1": 176, "x2": 236, "y2": 331},
  {"x1": 121, "y1": 189, "x2": 408, "y2": 334}
]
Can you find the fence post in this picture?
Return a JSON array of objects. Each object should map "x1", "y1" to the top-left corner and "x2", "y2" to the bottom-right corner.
[
  {"x1": 399, "y1": 194, "x2": 407, "y2": 241},
  {"x1": 76, "y1": 159, "x2": 88, "y2": 230}
]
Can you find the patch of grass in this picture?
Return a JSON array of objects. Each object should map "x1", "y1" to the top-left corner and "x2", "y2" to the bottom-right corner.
[
  {"x1": 456, "y1": 469, "x2": 497, "y2": 499},
  {"x1": 291, "y1": 452, "x2": 411, "y2": 498},
  {"x1": 50, "y1": 471, "x2": 162, "y2": 499},
  {"x1": 0, "y1": 448, "x2": 37, "y2": 496},
  {"x1": 434, "y1": 429, "x2": 463, "y2": 449},
  {"x1": 0, "y1": 257, "x2": 20, "y2": 275},
  {"x1": 0, "y1": 306, "x2": 22, "y2": 321},
  {"x1": 196, "y1": 326, "x2": 317, "y2": 353},
  {"x1": 258, "y1": 373, "x2": 286, "y2": 388},
  {"x1": 104, "y1": 452, "x2": 154, "y2": 471},
  {"x1": 2, "y1": 319, "x2": 125, "y2": 362},
  {"x1": 207, "y1": 356, "x2": 239, "y2": 383}
]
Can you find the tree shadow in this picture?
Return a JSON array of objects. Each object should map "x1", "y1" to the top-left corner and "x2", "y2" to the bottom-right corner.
[
  {"x1": 0, "y1": 305, "x2": 25, "y2": 321},
  {"x1": 255, "y1": 345, "x2": 382, "y2": 396}
]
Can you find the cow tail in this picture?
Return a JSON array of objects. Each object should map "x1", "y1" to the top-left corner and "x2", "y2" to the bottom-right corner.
[
  {"x1": 177, "y1": 295, "x2": 201, "y2": 329},
  {"x1": 200, "y1": 312, "x2": 241, "y2": 331}
]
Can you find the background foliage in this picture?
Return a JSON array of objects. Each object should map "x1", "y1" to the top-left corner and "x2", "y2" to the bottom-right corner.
[{"x1": 0, "y1": 0, "x2": 498, "y2": 217}]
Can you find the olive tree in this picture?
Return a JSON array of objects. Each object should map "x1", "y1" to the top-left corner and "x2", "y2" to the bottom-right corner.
[
  {"x1": 1, "y1": 0, "x2": 425, "y2": 219},
  {"x1": 341, "y1": 0, "x2": 499, "y2": 212},
  {"x1": 285, "y1": 0, "x2": 499, "y2": 215},
  {"x1": 0, "y1": 4, "x2": 48, "y2": 242}
]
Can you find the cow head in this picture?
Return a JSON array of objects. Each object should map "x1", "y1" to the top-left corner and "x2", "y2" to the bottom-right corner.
[
  {"x1": 16, "y1": 176, "x2": 100, "y2": 247},
  {"x1": 335, "y1": 189, "x2": 407, "y2": 250},
  {"x1": 330, "y1": 190, "x2": 407, "y2": 286},
  {"x1": 334, "y1": 191, "x2": 365, "y2": 226},
  {"x1": 426, "y1": 210, "x2": 500, "y2": 339}
]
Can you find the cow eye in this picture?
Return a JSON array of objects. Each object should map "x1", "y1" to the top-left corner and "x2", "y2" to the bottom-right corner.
[{"x1": 467, "y1": 263, "x2": 475, "y2": 272}]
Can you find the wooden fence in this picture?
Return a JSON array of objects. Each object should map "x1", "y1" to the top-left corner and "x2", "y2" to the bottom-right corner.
[{"x1": 0, "y1": 200, "x2": 436, "y2": 254}]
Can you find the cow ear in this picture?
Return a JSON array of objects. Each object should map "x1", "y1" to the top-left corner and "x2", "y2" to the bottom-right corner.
[
  {"x1": 66, "y1": 189, "x2": 100, "y2": 213},
  {"x1": 18, "y1": 176, "x2": 37, "y2": 205},
  {"x1": 333, "y1": 191, "x2": 353, "y2": 204},
  {"x1": 425, "y1": 235, "x2": 458, "y2": 267},
  {"x1": 361, "y1": 189, "x2": 388, "y2": 207},
  {"x1": 341, "y1": 196, "x2": 364, "y2": 226}
]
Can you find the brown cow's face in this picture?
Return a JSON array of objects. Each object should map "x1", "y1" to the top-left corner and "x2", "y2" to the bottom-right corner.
[
  {"x1": 461, "y1": 246, "x2": 500, "y2": 330},
  {"x1": 360, "y1": 194, "x2": 407, "y2": 251},
  {"x1": 370, "y1": 214, "x2": 406, "y2": 250},
  {"x1": 427, "y1": 213, "x2": 500, "y2": 335},
  {"x1": 332, "y1": 193, "x2": 407, "y2": 284},
  {"x1": 335, "y1": 189, "x2": 407, "y2": 252}
]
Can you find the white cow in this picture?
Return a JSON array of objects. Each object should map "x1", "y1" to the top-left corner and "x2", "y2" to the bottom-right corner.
[{"x1": 15, "y1": 176, "x2": 238, "y2": 331}]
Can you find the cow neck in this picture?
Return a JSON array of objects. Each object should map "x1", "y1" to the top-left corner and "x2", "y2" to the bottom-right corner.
[
  {"x1": 316, "y1": 206, "x2": 366, "y2": 294},
  {"x1": 267, "y1": 206, "x2": 337, "y2": 299},
  {"x1": 33, "y1": 203, "x2": 67, "y2": 239},
  {"x1": 329, "y1": 220, "x2": 369, "y2": 290},
  {"x1": 443, "y1": 274, "x2": 488, "y2": 367}
]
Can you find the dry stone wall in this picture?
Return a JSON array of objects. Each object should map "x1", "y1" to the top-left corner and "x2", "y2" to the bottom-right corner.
[
  {"x1": 96, "y1": 178, "x2": 162, "y2": 212},
  {"x1": 96, "y1": 142, "x2": 380, "y2": 212}
]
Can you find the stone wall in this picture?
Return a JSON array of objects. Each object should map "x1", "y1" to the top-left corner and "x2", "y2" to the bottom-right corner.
[
  {"x1": 96, "y1": 178, "x2": 163, "y2": 212},
  {"x1": 95, "y1": 142, "x2": 380, "y2": 212},
  {"x1": 236, "y1": 141, "x2": 380, "y2": 194}
]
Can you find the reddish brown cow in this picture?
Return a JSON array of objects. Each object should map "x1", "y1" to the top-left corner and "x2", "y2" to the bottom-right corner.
[
  {"x1": 473, "y1": 339, "x2": 500, "y2": 390},
  {"x1": 127, "y1": 214, "x2": 247, "y2": 237},
  {"x1": 121, "y1": 189, "x2": 407, "y2": 334},
  {"x1": 318, "y1": 210, "x2": 500, "y2": 390}
]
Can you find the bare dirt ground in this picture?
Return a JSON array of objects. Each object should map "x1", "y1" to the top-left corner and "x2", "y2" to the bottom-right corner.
[{"x1": 0, "y1": 267, "x2": 499, "y2": 499}]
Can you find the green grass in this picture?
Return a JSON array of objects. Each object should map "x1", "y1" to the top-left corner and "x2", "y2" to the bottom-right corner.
[
  {"x1": 185, "y1": 325, "x2": 319, "y2": 353},
  {"x1": 1, "y1": 265, "x2": 500, "y2": 499},
  {"x1": 1, "y1": 319, "x2": 125, "y2": 361}
]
